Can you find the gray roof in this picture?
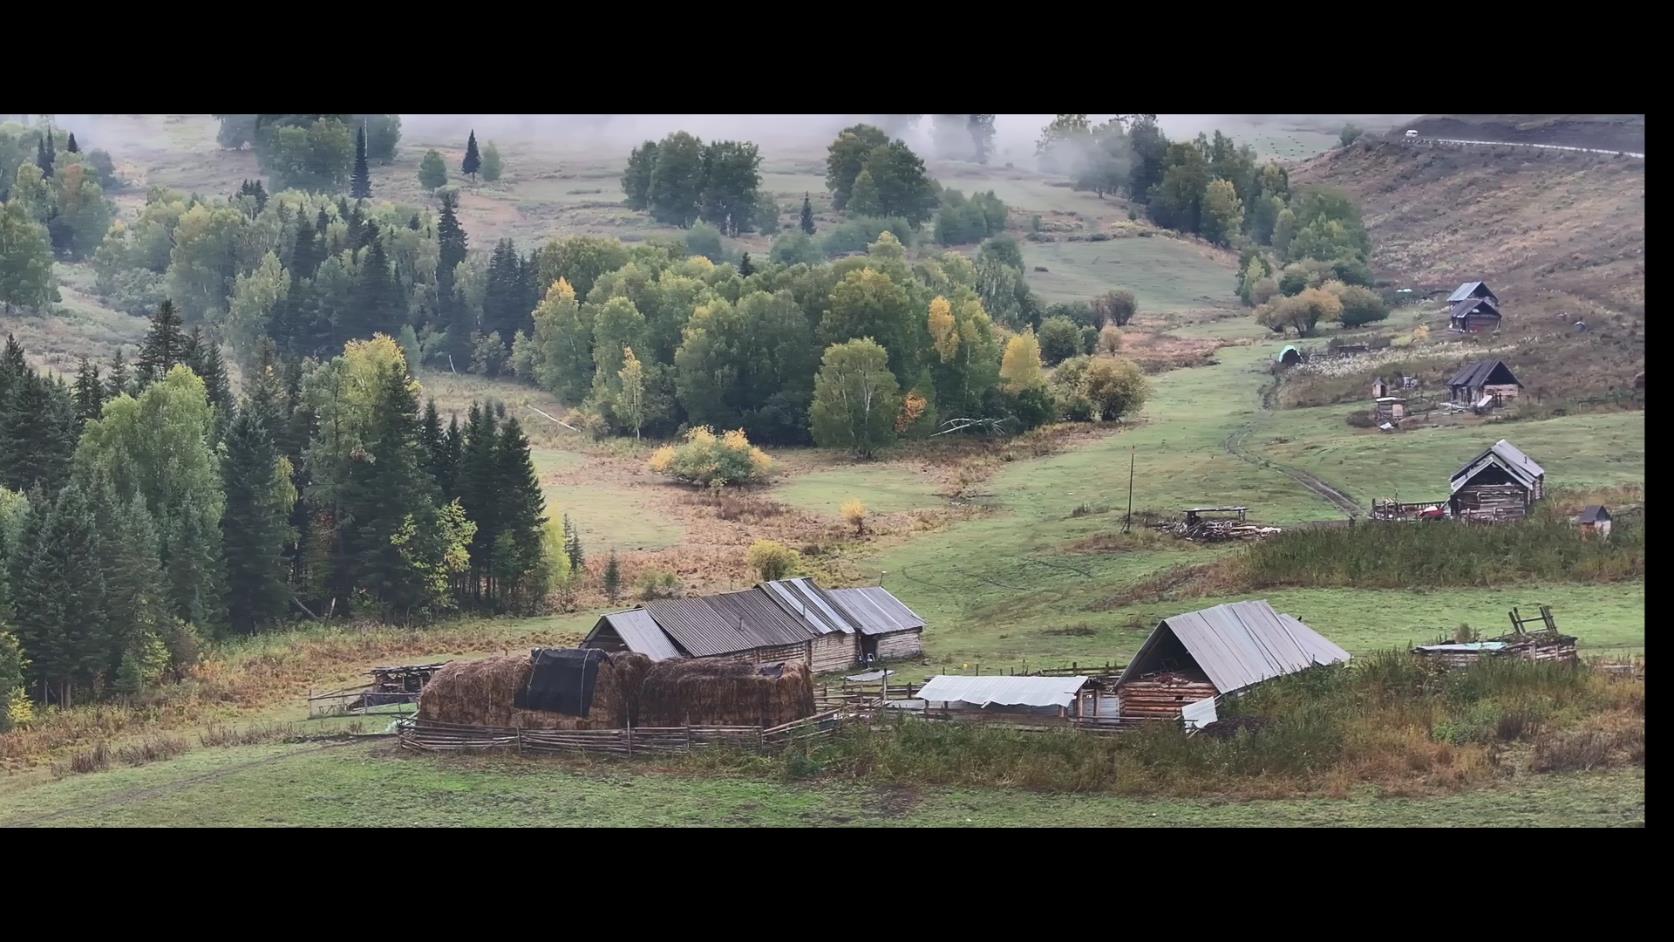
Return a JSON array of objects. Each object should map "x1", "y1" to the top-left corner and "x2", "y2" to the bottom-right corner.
[
  {"x1": 641, "y1": 591, "x2": 814, "y2": 658},
  {"x1": 589, "y1": 609, "x2": 683, "y2": 661},
  {"x1": 827, "y1": 586, "x2": 926, "y2": 636},
  {"x1": 1447, "y1": 281, "x2": 1495, "y2": 303},
  {"x1": 915, "y1": 675, "x2": 1091, "y2": 709},
  {"x1": 760, "y1": 577, "x2": 861, "y2": 636},
  {"x1": 1576, "y1": 505, "x2": 1611, "y2": 523},
  {"x1": 1447, "y1": 359, "x2": 1520, "y2": 389},
  {"x1": 1450, "y1": 298, "x2": 1501, "y2": 321},
  {"x1": 1118, "y1": 600, "x2": 1351, "y2": 695},
  {"x1": 1450, "y1": 439, "x2": 1545, "y2": 493}
]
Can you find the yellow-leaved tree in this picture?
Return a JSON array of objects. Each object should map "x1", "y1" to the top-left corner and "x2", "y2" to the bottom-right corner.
[{"x1": 999, "y1": 330, "x2": 1046, "y2": 393}]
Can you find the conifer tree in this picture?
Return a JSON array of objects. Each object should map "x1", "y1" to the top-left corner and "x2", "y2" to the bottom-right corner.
[
  {"x1": 603, "y1": 549, "x2": 620, "y2": 604},
  {"x1": 66, "y1": 132, "x2": 80, "y2": 154},
  {"x1": 462, "y1": 131, "x2": 481, "y2": 180},
  {"x1": 563, "y1": 514, "x2": 585, "y2": 572},
  {"x1": 221, "y1": 405, "x2": 291, "y2": 633},
  {"x1": 1, "y1": 371, "x2": 77, "y2": 493},
  {"x1": 137, "y1": 300, "x2": 187, "y2": 383},
  {"x1": 457, "y1": 402, "x2": 500, "y2": 600},
  {"x1": 739, "y1": 252, "x2": 754, "y2": 277},
  {"x1": 351, "y1": 124, "x2": 373, "y2": 200},
  {"x1": 104, "y1": 348, "x2": 131, "y2": 400},
  {"x1": 36, "y1": 131, "x2": 55, "y2": 177},
  {"x1": 492, "y1": 416, "x2": 545, "y2": 606},
  {"x1": 341, "y1": 364, "x2": 441, "y2": 616},
  {"x1": 72, "y1": 357, "x2": 104, "y2": 428},
  {"x1": 800, "y1": 193, "x2": 816, "y2": 235}
]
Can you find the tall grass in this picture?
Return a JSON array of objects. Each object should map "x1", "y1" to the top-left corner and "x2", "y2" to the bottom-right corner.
[{"x1": 1240, "y1": 516, "x2": 1642, "y2": 589}]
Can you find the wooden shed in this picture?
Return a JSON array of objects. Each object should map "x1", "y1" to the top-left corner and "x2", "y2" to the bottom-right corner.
[
  {"x1": 1447, "y1": 359, "x2": 1522, "y2": 406},
  {"x1": 824, "y1": 585, "x2": 926, "y2": 662},
  {"x1": 1448, "y1": 439, "x2": 1545, "y2": 521},
  {"x1": 1450, "y1": 298, "x2": 1503, "y2": 333},
  {"x1": 1373, "y1": 397, "x2": 1407, "y2": 423},
  {"x1": 1574, "y1": 505, "x2": 1612, "y2": 539},
  {"x1": 1116, "y1": 600, "x2": 1350, "y2": 720}
]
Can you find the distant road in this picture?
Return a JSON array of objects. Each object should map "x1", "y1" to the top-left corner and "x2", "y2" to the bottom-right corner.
[{"x1": 1406, "y1": 137, "x2": 1644, "y2": 159}]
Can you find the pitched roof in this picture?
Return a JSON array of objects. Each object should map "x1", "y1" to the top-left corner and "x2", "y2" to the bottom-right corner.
[
  {"x1": 760, "y1": 577, "x2": 862, "y2": 636},
  {"x1": 1118, "y1": 600, "x2": 1350, "y2": 695},
  {"x1": 1447, "y1": 359, "x2": 1520, "y2": 389},
  {"x1": 1450, "y1": 297, "x2": 1502, "y2": 320},
  {"x1": 1450, "y1": 439, "x2": 1545, "y2": 494},
  {"x1": 915, "y1": 675, "x2": 1091, "y2": 709},
  {"x1": 1576, "y1": 505, "x2": 1611, "y2": 523},
  {"x1": 641, "y1": 591, "x2": 814, "y2": 657},
  {"x1": 827, "y1": 586, "x2": 926, "y2": 635},
  {"x1": 1448, "y1": 281, "x2": 1495, "y2": 303},
  {"x1": 589, "y1": 609, "x2": 683, "y2": 661}
]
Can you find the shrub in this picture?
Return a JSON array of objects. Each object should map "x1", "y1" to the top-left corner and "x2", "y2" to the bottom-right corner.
[
  {"x1": 747, "y1": 539, "x2": 800, "y2": 581},
  {"x1": 647, "y1": 426, "x2": 774, "y2": 487},
  {"x1": 1052, "y1": 356, "x2": 1148, "y2": 422},
  {"x1": 683, "y1": 222, "x2": 725, "y2": 262},
  {"x1": 1091, "y1": 289, "x2": 1137, "y2": 327},
  {"x1": 769, "y1": 232, "x2": 822, "y2": 266},
  {"x1": 1096, "y1": 324, "x2": 1123, "y2": 356},
  {"x1": 841, "y1": 499, "x2": 867, "y2": 535},
  {"x1": 636, "y1": 569, "x2": 680, "y2": 600},
  {"x1": 818, "y1": 216, "x2": 914, "y2": 256},
  {"x1": 1327, "y1": 281, "x2": 1389, "y2": 327},
  {"x1": 1038, "y1": 315, "x2": 1082, "y2": 365}
]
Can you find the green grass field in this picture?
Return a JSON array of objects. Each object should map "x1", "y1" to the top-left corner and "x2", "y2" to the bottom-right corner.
[
  {"x1": 1022, "y1": 237, "x2": 1238, "y2": 309},
  {"x1": 0, "y1": 740, "x2": 1641, "y2": 827},
  {"x1": 772, "y1": 465, "x2": 945, "y2": 517}
]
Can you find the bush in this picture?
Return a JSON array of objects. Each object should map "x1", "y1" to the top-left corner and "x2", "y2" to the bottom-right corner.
[
  {"x1": 1091, "y1": 289, "x2": 1137, "y2": 327},
  {"x1": 636, "y1": 569, "x2": 680, "y2": 600},
  {"x1": 684, "y1": 222, "x2": 725, "y2": 262},
  {"x1": 1096, "y1": 325, "x2": 1123, "y2": 356},
  {"x1": 1038, "y1": 315, "x2": 1082, "y2": 365},
  {"x1": 1340, "y1": 123, "x2": 1364, "y2": 147},
  {"x1": 1328, "y1": 282, "x2": 1389, "y2": 327},
  {"x1": 1052, "y1": 356, "x2": 1148, "y2": 422},
  {"x1": 818, "y1": 216, "x2": 914, "y2": 256},
  {"x1": 647, "y1": 426, "x2": 774, "y2": 487},
  {"x1": 841, "y1": 499, "x2": 867, "y2": 535},
  {"x1": 747, "y1": 539, "x2": 800, "y2": 581}
]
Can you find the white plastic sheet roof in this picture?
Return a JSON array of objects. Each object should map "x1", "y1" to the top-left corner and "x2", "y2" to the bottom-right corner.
[{"x1": 914, "y1": 675, "x2": 1090, "y2": 709}]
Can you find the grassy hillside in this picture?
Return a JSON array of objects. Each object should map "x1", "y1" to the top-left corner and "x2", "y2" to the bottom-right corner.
[{"x1": 1397, "y1": 115, "x2": 1645, "y2": 153}]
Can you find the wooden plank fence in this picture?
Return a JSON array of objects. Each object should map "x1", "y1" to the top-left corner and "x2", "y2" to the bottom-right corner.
[{"x1": 396, "y1": 711, "x2": 847, "y2": 757}]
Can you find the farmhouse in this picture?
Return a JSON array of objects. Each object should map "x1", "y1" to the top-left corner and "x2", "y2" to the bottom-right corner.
[
  {"x1": 1448, "y1": 439, "x2": 1545, "y2": 520},
  {"x1": 1447, "y1": 359, "x2": 1523, "y2": 407},
  {"x1": 1447, "y1": 280, "x2": 1500, "y2": 306},
  {"x1": 1115, "y1": 600, "x2": 1350, "y2": 719},
  {"x1": 1449, "y1": 297, "x2": 1503, "y2": 333},
  {"x1": 581, "y1": 579, "x2": 925, "y2": 672},
  {"x1": 911, "y1": 674, "x2": 1100, "y2": 724},
  {"x1": 1574, "y1": 505, "x2": 1613, "y2": 539}
]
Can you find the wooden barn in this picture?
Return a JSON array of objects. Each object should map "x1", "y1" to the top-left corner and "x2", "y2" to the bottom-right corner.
[
  {"x1": 1574, "y1": 505, "x2": 1613, "y2": 539},
  {"x1": 581, "y1": 579, "x2": 925, "y2": 673},
  {"x1": 1115, "y1": 600, "x2": 1350, "y2": 720},
  {"x1": 1447, "y1": 280, "x2": 1499, "y2": 306},
  {"x1": 1450, "y1": 297, "x2": 1503, "y2": 333},
  {"x1": 1447, "y1": 359, "x2": 1523, "y2": 407},
  {"x1": 1448, "y1": 439, "x2": 1545, "y2": 521}
]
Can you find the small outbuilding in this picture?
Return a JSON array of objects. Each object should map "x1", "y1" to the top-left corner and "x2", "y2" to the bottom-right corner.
[
  {"x1": 1448, "y1": 439, "x2": 1545, "y2": 521},
  {"x1": 912, "y1": 674, "x2": 1100, "y2": 723},
  {"x1": 1574, "y1": 505, "x2": 1613, "y2": 539},
  {"x1": 1372, "y1": 377, "x2": 1391, "y2": 398},
  {"x1": 1115, "y1": 600, "x2": 1350, "y2": 719},
  {"x1": 823, "y1": 585, "x2": 927, "y2": 663},
  {"x1": 1450, "y1": 298, "x2": 1503, "y2": 333},
  {"x1": 1447, "y1": 359, "x2": 1522, "y2": 406},
  {"x1": 1373, "y1": 397, "x2": 1407, "y2": 423},
  {"x1": 1277, "y1": 345, "x2": 1302, "y2": 366}
]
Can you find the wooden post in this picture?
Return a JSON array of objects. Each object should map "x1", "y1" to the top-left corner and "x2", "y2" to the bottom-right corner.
[{"x1": 1123, "y1": 445, "x2": 1136, "y2": 533}]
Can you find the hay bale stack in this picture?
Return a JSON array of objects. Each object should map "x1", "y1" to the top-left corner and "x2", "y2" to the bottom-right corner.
[
  {"x1": 638, "y1": 659, "x2": 815, "y2": 728},
  {"x1": 417, "y1": 652, "x2": 650, "y2": 730}
]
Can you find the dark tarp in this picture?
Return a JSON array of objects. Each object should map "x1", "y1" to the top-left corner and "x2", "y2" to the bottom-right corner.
[{"x1": 516, "y1": 648, "x2": 607, "y2": 716}]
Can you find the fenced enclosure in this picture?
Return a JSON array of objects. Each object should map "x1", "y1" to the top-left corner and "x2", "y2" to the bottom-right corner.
[{"x1": 396, "y1": 710, "x2": 846, "y2": 757}]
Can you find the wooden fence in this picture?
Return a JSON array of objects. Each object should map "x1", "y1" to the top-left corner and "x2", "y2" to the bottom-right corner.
[{"x1": 396, "y1": 710, "x2": 846, "y2": 757}]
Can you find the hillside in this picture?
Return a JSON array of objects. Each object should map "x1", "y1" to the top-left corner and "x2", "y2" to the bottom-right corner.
[{"x1": 1393, "y1": 114, "x2": 1645, "y2": 154}]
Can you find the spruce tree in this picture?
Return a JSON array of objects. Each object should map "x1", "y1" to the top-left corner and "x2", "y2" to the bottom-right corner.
[
  {"x1": 351, "y1": 124, "x2": 373, "y2": 200},
  {"x1": 0, "y1": 334, "x2": 26, "y2": 406},
  {"x1": 458, "y1": 402, "x2": 500, "y2": 601},
  {"x1": 199, "y1": 341, "x2": 232, "y2": 413},
  {"x1": 13, "y1": 483, "x2": 107, "y2": 705},
  {"x1": 289, "y1": 216, "x2": 323, "y2": 281},
  {"x1": 482, "y1": 238, "x2": 526, "y2": 340},
  {"x1": 342, "y1": 364, "x2": 441, "y2": 616},
  {"x1": 739, "y1": 252, "x2": 754, "y2": 277},
  {"x1": 252, "y1": 180, "x2": 268, "y2": 212},
  {"x1": 1, "y1": 372, "x2": 77, "y2": 493},
  {"x1": 65, "y1": 132, "x2": 80, "y2": 154},
  {"x1": 347, "y1": 232, "x2": 398, "y2": 343},
  {"x1": 436, "y1": 192, "x2": 472, "y2": 363},
  {"x1": 137, "y1": 300, "x2": 187, "y2": 383},
  {"x1": 492, "y1": 416, "x2": 546, "y2": 606},
  {"x1": 72, "y1": 357, "x2": 104, "y2": 428},
  {"x1": 419, "y1": 399, "x2": 448, "y2": 495},
  {"x1": 440, "y1": 412, "x2": 463, "y2": 499},
  {"x1": 105, "y1": 348, "x2": 131, "y2": 400},
  {"x1": 221, "y1": 405, "x2": 291, "y2": 633},
  {"x1": 800, "y1": 193, "x2": 816, "y2": 235},
  {"x1": 36, "y1": 131, "x2": 55, "y2": 177},
  {"x1": 181, "y1": 326, "x2": 206, "y2": 379},
  {"x1": 603, "y1": 549, "x2": 620, "y2": 604},
  {"x1": 93, "y1": 487, "x2": 168, "y2": 680},
  {"x1": 462, "y1": 131, "x2": 481, "y2": 180}
]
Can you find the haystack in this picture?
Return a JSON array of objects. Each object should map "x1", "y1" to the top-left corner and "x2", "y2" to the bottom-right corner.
[
  {"x1": 417, "y1": 651, "x2": 650, "y2": 730},
  {"x1": 637, "y1": 659, "x2": 815, "y2": 728}
]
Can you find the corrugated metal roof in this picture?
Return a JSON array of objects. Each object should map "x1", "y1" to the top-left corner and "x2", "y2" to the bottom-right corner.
[
  {"x1": 827, "y1": 586, "x2": 926, "y2": 636},
  {"x1": 593, "y1": 609, "x2": 683, "y2": 661},
  {"x1": 1449, "y1": 298, "x2": 1501, "y2": 321},
  {"x1": 1576, "y1": 505, "x2": 1610, "y2": 523},
  {"x1": 1447, "y1": 359, "x2": 1519, "y2": 390},
  {"x1": 915, "y1": 675, "x2": 1090, "y2": 709},
  {"x1": 1447, "y1": 281, "x2": 1494, "y2": 303},
  {"x1": 1119, "y1": 600, "x2": 1350, "y2": 695},
  {"x1": 761, "y1": 578, "x2": 860, "y2": 635},
  {"x1": 642, "y1": 591, "x2": 813, "y2": 658},
  {"x1": 1450, "y1": 439, "x2": 1544, "y2": 493}
]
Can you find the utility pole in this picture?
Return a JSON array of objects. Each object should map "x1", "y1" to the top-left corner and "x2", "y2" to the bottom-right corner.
[{"x1": 1123, "y1": 445, "x2": 1136, "y2": 533}]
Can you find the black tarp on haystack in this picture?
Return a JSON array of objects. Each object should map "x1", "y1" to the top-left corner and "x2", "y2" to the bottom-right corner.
[{"x1": 516, "y1": 648, "x2": 607, "y2": 716}]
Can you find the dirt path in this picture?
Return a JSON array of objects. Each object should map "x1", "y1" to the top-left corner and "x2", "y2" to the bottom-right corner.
[
  {"x1": 1407, "y1": 137, "x2": 1644, "y2": 160},
  {"x1": 1222, "y1": 418, "x2": 1361, "y2": 519},
  {"x1": 3, "y1": 738, "x2": 366, "y2": 828}
]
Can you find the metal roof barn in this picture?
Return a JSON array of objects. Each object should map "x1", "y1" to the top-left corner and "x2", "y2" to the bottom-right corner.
[
  {"x1": 1449, "y1": 439, "x2": 1545, "y2": 494},
  {"x1": 761, "y1": 577, "x2": 862, "y2": 636},
  {"x1": 826, "y1": 586, "x2": 926, "y2": 636},
  {"x1": 586, "y1": 609, "x2": 683, "y2": 661},
  {"x1": 1118, "y1": 600, "x2": 1350, "y2": 696},
  {"x1": 914, "y1": 675, "x2": 1091, "y2": 710},
  {"x1": 641, "y1": 592, "x2": 815, "y2": 657}
]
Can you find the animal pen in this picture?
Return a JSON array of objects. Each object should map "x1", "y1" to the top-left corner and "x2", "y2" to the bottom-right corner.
[
  {"x1": 1413, "y1": 606, "x2": 1579, "y2": 669},
  {"x1": 308, "y1": 663, "x2": 449, "y2": 718}
]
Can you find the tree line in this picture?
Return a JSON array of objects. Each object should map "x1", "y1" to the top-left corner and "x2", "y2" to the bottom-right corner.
[{"x1": 0, "y1": 323, "x2": 569, "y2": 720}]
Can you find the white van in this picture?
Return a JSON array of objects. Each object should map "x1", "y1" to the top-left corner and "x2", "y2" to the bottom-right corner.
[{"x1": 1405, "y1": 129, "x2": 1419, "y2": 139}]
